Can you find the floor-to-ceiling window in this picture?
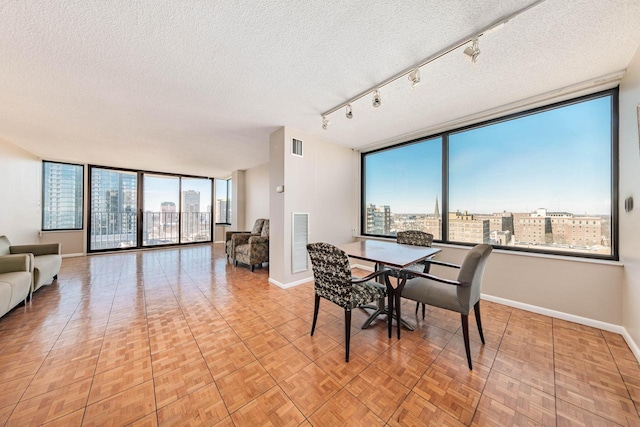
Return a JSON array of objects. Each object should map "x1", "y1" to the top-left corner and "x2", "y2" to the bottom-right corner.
[
  {"x1": 88, "y1": 166, "x2": 213, "y2": 252},
  {"x1": 361, "y1": 89, "x2": 617, "y2": 260},
  {"x1": 89, "y1": 167, "x2": 138, "y2": 250},
  {"x1": 42, "y1": 161, "x2": 84, "y2": 231},
  {"x1": 181, "y1": 178, "x2": 212, "y2": 243}
]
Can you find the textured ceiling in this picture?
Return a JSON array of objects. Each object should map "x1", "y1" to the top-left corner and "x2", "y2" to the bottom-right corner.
[{"x1": 1, "y1": 0, "x2": 639, "y2": 178}]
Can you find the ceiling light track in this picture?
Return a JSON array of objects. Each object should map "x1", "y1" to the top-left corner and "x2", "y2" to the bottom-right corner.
[{"x1": 320, "y1": 0, "x2": 546, "y2": 129}]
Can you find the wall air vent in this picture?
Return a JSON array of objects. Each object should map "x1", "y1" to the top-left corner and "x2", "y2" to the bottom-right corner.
[
  {"x1": 292, "y1": 138, "x2": 303, "y2": 157},
  {"x1": 292, "y1": 212, "x2": 309, "y2": 273}
]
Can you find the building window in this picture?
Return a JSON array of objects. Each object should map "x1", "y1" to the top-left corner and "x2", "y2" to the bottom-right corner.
[
  {"x1": 215, "y1": 178, "x2": 232, "y2": 224},
  {"x1": 361, "y1": 89, "x2": 616, "y2": 260},
  {"x1": 42, "y1": 161, "x2": 83, "y2": 230}
]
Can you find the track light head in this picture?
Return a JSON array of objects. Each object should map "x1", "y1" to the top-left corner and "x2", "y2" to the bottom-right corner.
[
  {"x1": 322, "y1": 115, "x2": 329, "y2": 130},
  {"x1": 345, "y1": 104, "x2": 353, "y2": 119},
  {"x1": 372, "y1": 90, "x2": 382, "y2": 108},
  {"x1": 463, "y1": 37, "x2": 480, "y2": 63},
  {"x1": 408, "y1": 68, "x2": 421, "y2": 88}
]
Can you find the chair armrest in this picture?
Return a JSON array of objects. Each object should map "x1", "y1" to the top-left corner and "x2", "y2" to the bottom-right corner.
[
  {"x1": 248, "y1": 236, "x2": 269, "y2": 245},
  {"x1": 10, "y1": 243, "x2": 60, "y2": 256},
  {"x1": 231, "y1": 233, "x2": 252, "y2": 246},
  {"x1": 225, "y1": 231, "x2": 250, "y2": 241},
  {"x1": 0, "y1": 254, "x2": 31, "y2": 274},
  {"x1": 399, "y1": 269, "x2": 465, "y2": 287},
  {"x1": 351, "y1": 268, "x2": 392, "y2": 284},
  {"x1": 422, "y1": 259, "x2": 460, "y2": 269}
]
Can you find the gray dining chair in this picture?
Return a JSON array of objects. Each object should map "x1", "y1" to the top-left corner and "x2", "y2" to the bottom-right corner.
[
  {"x1": 396, "y1": 230, "x2": 435, "y2": 318},
  {"x1": 397, "y1": 244, "x2": 492, "y2": 370},
  {"x1": 306, "y1": 242, "x2": 392, "y2": 362}
]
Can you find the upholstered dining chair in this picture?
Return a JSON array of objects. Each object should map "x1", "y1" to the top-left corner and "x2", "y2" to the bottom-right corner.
[
  {"x1": 306, "y1": 242, "x2": 392, "y2": 362},
  {"x1": 396, "y1": 230, "x2": 434, "y2": 319},
  {"x1": 398, "y1": 244, "x2": 492, "y2": 370}
]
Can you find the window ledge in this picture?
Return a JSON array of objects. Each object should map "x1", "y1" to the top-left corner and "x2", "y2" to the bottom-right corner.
[{"x1": 353, "y1": 236, "x2": 623, "y2": 267}]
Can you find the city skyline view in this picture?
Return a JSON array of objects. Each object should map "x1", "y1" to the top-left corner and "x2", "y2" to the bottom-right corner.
[{"x1": 365, "y1": 95, "x2": 612, "y2": 216}]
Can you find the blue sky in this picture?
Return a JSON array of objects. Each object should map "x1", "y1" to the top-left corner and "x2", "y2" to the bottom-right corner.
[
  {"x1": 144, "y1": 176, "x2": 212, "y2": 212},
  {"x1": 365, "y1": 95, "x2": 612, "y2": 215}
]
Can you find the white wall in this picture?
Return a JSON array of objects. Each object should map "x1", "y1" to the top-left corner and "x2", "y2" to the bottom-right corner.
[
  {"x1": 269, "y1": 127, "x2": 356, "y2": 286},
  {"x1": 230, "y1": 170, "x2": 245, "y2": 232},
  {"x1": 244, "y1": 163, "x2": 269, "y2": 230},
  {"x1": 0, "y1": 139, "x2": 41, "y2": 244},
  {"x1": 620, "y1": 44, "x2": 640, "y2": 354}
]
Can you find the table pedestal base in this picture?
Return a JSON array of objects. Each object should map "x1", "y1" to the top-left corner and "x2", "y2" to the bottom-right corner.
[{"x1": 360, "y1": 301, "x2": 415, "y2": 331}]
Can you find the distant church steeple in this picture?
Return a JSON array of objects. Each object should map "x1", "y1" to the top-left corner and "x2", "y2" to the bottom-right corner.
[{"x1": 434, "y1": 196, "x2": 440, "y2": 219}]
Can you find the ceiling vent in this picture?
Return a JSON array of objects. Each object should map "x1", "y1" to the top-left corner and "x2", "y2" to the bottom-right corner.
[{"x1": 292, "y1": 138, "x2": 303, "y2": 157}]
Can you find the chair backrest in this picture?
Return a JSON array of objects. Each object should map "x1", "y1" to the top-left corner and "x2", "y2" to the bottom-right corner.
[
  {"x1": 306, "y1": 242, "x2": 353, "y2": 307},
  {"x1": 251, "y1": 219, "x2": 266, "y2": 234},
  {"x1": 397, "y1": 230, "x2": 433, "y2": 247},
  {"x1": 0, "y1": 236, "x2": 10, "y2": 256},
  {"x1": 261, "y1": 220, "x2": 269, "y2": 237},
  {"x1": 456, "y1": 244, "x2": 492, "y2": 312}
]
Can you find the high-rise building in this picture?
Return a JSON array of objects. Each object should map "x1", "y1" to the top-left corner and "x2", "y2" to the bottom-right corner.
[
  {"x1": 181, "y1": 190, "x2": 201, "y2": 240},
  {"x1": 514, "y1": 208, "x2": 603, "y2": 247},
  {"x1": 474, "y1": 211, "x2": 514, "y2": 235},
  {"x1": 181, "y1": 190, "x2": 200, "y2": 213},
  {"x1": 42, "y1": 162, "x2": 83, "y2": 229},
  {"x1": 366, "y1": 204, "x2": 391, "y2": 235},
  {"x1": 90, "y1": 169, "x2": 137, "y2": 241}
]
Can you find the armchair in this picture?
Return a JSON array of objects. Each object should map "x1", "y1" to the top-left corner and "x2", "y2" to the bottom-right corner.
[
  {"x1": 225, "y1": 218, "x2": 266, "y2": 261},
  {"x1": 398, "y1": 244, "x2": 492, "y2": 370},
  {"x1": 234, "y1": 220, "x2": 269, "y2": 271},
  {"x1": 0, "y1": 236, "x2": 61, "y2": 297},
  {"x1": 0, "y1": 254, "x2": 32, "y2": 319},
  {"x1": 306, "y1": 242, "x2": 392, "y2": 362}
]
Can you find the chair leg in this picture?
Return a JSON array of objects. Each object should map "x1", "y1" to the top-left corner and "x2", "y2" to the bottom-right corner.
[
  {"x1": 311, "y1": 295, "x2": 320, "y2": 336},
  {"x1": 461, "y1": 314, "x2": 473, "y2": 370},
  {"x1": 345, "y1": 309, "x2": 351, "y2": 363},
  {"x1": 421, "y1": 303, "x2": 425, "y2": 319},
  {"x1": 250, "y1": 265, "x2": 255, "y2": 272},
  {"x1": 53, "y1": 275, "x2": 58, "y2": 280},
  {"x1": 395, "y1": 293, "x2": 402, "y2": 339},
  {"x1": 415, "y1": 301, "x2": 419, "y2": 315},
  {"x1": 388, "y1": 291, "x2": 394, "y2": 339},
  {"x1": 474, "y1": 302, "x2": 485, "y2": 345}
]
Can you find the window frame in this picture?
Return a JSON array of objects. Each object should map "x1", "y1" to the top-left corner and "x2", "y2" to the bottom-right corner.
[
  {"x1": 215, "y1": 178, "x2": 232, "y2": 226},
  {"x1": 361, "y1": 88, "x2": 619, "y2": 261},
  {"x1": 41, "y1": 160, "x2": 84, "y2": 231},
  {"x1": 87, "y1": 164, "x2": 214, "y2": 253}
]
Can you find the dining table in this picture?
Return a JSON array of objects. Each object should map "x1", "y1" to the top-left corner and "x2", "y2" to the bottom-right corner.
[{"x1": 339, "y1": 239, "x2": 441, "y2": 331}]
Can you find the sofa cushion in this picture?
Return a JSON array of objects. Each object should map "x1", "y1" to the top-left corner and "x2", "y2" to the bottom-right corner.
[
  {"x1": 0, "y1": 272, "x2": 31, "y2": 316},
  {"x1": 261, "y1": 220, "x2": 269, "y2": 237},
  {"x1": 33, "y1": 255, "x2": 62, "y2": 291}
]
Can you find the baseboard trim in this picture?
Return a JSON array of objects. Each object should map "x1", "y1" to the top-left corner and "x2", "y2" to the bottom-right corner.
[
  {"x1": 621, "y1": 328, "x2": 640, "y2": 363},
  {"x1": 62, "y1": 253, "x2": 84, "y2": 258},
  {"x1": 268, "y1": 276, "x2": 313, "y2": 289},
  {"x1": 481, "y1": 293, "x2": 624, "y2": 334}
]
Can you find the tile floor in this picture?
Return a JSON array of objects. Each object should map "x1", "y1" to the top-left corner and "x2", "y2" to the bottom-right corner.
[{"x1": 0, "y1": 243, "x2": 639, "y2": 426}]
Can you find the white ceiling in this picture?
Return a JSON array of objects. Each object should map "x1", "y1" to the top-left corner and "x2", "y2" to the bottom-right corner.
[{"x1": 1, "y1": 1, "x2": 639, "y2": 178}]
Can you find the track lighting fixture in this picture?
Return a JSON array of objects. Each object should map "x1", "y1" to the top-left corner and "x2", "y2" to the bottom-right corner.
[
  {"x1": 372, "y1": 90, "x2": 381, "y2": 108},
  {"x1": 318, "y1": 1, "x2": 543, "y2": 129},
  {"x1": 463, "y1": 37, "x2": 480, "y2": 63},
  {"x1": 408, "y1": 68, "x2": 421, "y2": 88}
]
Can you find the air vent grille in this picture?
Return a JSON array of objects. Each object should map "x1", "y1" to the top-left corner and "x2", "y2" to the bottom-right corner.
[
  {"x1": 292, "y1": 138, "x2": 303, "y2": 157},
  {"x1": 292, "y1": 212, "x2": 309, "y2": 273}
]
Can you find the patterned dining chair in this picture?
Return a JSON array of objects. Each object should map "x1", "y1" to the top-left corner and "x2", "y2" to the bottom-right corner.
[
  {"x1": 398, "y1": 244, "x2": 492, "y2": 369},
  {"x1": 306, "y1": 242, "x2": 392, "y2": 362},
  {"x1": 396, "y1": 230, "x2": 435, "y2": 319}
]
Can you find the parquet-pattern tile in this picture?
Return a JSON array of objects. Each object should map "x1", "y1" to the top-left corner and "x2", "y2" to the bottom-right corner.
[{"x1": 0, "y1": 243, "x2": 638, "y2": 426}]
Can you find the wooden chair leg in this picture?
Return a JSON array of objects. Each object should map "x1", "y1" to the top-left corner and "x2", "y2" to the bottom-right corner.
[
  {"x1": 345, "y1": 309, "x2": 351, "y2": 362},
  {"x1": 461, "y1": 314, "x2": 473, "y2": 370},
  {"x1": 311, "y1": 295, "x2": 320, "y2": 336},
  {"x1": 474, "y1": 301, "x2": 485, "y2": 345}
]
